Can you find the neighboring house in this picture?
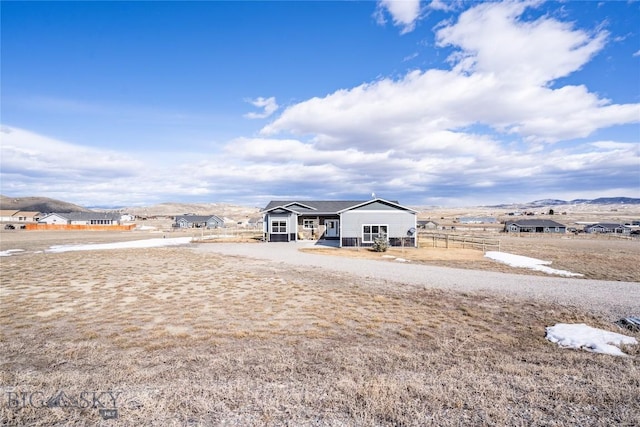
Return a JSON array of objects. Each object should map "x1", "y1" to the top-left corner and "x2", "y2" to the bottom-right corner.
[
  {"x1": 173, "y1": 214, "x2": 224, "y2": 229},
  {"x1": 584, "y1": 223, "x2": 630, "y2": 234},
  {"x1": 38, "y1": 212, "x2": 122, "y2": 225},
  {"x1": 458, "y1": 216, "x2": 497, "y2": 224},
  {"x1": 0, "y1": 210, "x2": 41, "y2": 223},
  {"x1": 504, "y1": 219, "x2": 566, "y2": 233},
  {"x1": 247, "y1": 217, "x2": 264, "y2": 229},
  {"x1": 262, "y1": 198, "x2": 417, "y2": 247},
  {"x1": 417, "y1": 220, "x2": 439, "y2": 230},
  {"x1": 120, "y1": 213, "x2": 135, "y2": 222}
]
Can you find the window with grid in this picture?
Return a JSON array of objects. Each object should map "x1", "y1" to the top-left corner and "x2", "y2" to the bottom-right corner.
[
  {"x1": 303, "y1": 219, "x2": 315, "y2": 229},
  {"x1": 362, "y1": 225, "x2": 388, "y2": 243},
  {"x1": 271, "y1": 220, "x2": 287, "y2": 233}
]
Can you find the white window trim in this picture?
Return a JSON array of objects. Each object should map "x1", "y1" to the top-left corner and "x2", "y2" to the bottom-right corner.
[
  {"x1": 271, "y1": 220, "x2": 287, "y2": 234},
  {"x1": 362, "y1": 224, "x2": 388, "y2": 243},
  {"x1": 303, "y1": 219, "x2": 315, "y2": 229}
]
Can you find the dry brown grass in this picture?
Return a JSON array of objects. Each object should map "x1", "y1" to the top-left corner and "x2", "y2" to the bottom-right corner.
[
  {"x1": 299, "y1": 234, "x2": 640, "y2": 282},
  {"x1": 1, "y1": 232, "x2": 639, "y2": 425}
]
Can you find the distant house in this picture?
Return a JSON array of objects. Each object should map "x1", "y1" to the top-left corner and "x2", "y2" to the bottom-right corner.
[
  {"x1": 262, "y1": 198, "x2": 417, "y2": 247},
  {"x1": 120, "y1": 213, "x2": 135, "y2": 222},
  {"x1": 0, "y1": 210, "x2": 41, "y2": 223},
  {"x1": 584, "y1": 223, "x2": 630, "y2": 234},
  {"x1": 417, "y1": 220, "x2": 439, "y2": 230},
  {"x1": 173, "y1": 214, "x2": 224, "y2": 229},
  {"x1": 458, "y1": 216, "x2": 497, "y2": 224},
  {"x1": 504, "y1": 219, "x2": 566, "y2": 233},
  {"x1": 247, "y1": 217, "x2": 264, "y2": 229},
  {"x1": 38, "y1": 212, "x2": 121, "y2": 225}
]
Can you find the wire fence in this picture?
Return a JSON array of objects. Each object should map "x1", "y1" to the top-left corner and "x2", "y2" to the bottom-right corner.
[{"x1": 419, "y1": 232, "x2": 500, "y2": 253}]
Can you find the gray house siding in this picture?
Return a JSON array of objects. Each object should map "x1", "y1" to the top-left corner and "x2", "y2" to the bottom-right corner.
[
  {"x1": 262, "y1": 199, "x2": 416, "y2": 246},
  {"x1": 505, "y1": 219, "x2": 566, "y2": 233},
  {"x1": 584, "y1": 223, "x2": 629, "y2": 234},
  {"x1": 341, "y1": 210, "x2": 416, "y2": 248},
  {"x1": 174, "y1": 215, "x2": 224, "y2": 229},
  {"x1": 266, "y1": 212, "x2": 297, "y2": 242}
]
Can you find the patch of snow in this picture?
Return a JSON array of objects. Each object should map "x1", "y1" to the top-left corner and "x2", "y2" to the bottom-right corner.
[
  {"x1": 485, "y1": 251, "x2": 583, "y2": 277},
  {"x1": 545, "y1": 323, "x2": 638, "y2": 356},
  {"x1": 46, "y1": 237, "x2": 193, "y2": 253},
  {"x1": 0, "y1": 249, "x2": 25, "y2": 257},
  {"x1": 381, "y1": 255, "x2": 395, "y2": 258},
  {"x1": 395, "y1": 258, "x2": 409, "y2": 262}
]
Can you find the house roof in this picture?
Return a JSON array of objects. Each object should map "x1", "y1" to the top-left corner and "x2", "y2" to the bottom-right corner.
[
  {"x1": 262, "y1": 199, "x2": 414, "y2": 215},
  {"x1": 586, "y1": 223, "x2": 625, "y2": 228},
  {"x1": 263, "y1": 200, "x2": 366, "y2": 214},
  {"x1": 41, "y1": 212, "x2": 121, "y2": 221},
  {"x1": 0, "y1": 210, "x2": 41, "y2": 217},
  {"x1": 506, "y1": 219, "x2": 566, "y2": 228},
  {"x1": 174, "y1": 214, "x2": 224, "y2": 223}
]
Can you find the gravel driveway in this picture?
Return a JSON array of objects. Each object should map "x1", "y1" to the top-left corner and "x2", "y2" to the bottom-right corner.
[{"x1": 195, "y1": 241, "x2": 640, "y2": 321}]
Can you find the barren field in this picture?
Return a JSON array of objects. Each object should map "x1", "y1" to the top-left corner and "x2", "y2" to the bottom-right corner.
[
  {"x1": 300, "y1": 234, "x2": 640, "y2": 282},
  {"x1": 1, "y1": 229, "x2": 639, "y2": 425}
]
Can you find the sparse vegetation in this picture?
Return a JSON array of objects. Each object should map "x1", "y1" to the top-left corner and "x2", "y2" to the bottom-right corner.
[
  {"x1": 1, "y1": 236, "x2": 638, "y2": 425},
  {"x1": 371, "y1": 232, "x2": 389, "y2": 252}
]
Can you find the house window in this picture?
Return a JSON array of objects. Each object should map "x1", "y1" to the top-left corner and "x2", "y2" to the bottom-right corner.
[
  {"x1": 303, "y1": 219, "x2": 315, "y2": 229},
  {"x1": 362, "y1": 224, "x2": 388, "y2": 243},
  {"x1": 271, "y1": 220, "x2": 287, "y2": 234}
]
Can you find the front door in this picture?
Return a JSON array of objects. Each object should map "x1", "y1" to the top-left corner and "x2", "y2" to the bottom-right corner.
[{"x1": 325, "y1": 220, "x2": 339, "y2": 238}]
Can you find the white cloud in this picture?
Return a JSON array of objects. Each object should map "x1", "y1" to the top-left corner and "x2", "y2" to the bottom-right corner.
[
  {"x1": 633, "y1": 49, "x2": 640, "y2": 57},
  {"x1": 2, "y1": 2, "x2": 638, "y2": 207},
  {"x1": 435, "y1": 0, "x2": 608, "y2": 84},
  {"x1": 0, "y1": 126, "x2": 142, "y2": 179},
  {"x1": 263, "y1": 1, "x2": 638, "y2": 145},
  {"x1": 244, "y1": 96, "x2": 279, "y2": 119},
  {"x1": 375, "y1": 0, "x2": 422, "y2": 34},
  {"x1": 428, "y1": 0, "x2": 461, "y2": 12}
]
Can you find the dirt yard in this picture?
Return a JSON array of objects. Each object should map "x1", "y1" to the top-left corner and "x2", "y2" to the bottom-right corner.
[
  {"x1": 298, "y1": 233, "x2": 640, "y2": 282},
  {"x1": 1, "y1": 229, "x2": 639, "y2": 425}
]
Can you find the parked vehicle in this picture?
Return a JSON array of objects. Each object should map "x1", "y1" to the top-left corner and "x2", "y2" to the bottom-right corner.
[{"x1": 4, "y1": 224, "x2": 15, "y2": 230}]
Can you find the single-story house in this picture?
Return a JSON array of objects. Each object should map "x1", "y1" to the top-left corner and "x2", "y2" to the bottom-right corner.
[
  {"x1": 173, "y1": 214, "x2": 224, "y2": 229},
  {"x1": 247, "y1": 217, "x2": 264, "y2": 229},
  {"x1": 458, "y1": 216, "x2": 497, "y2": 224},
  {"x1": 38, "y1": 212, "x2": 122, "y2": 225},
  {"x1": 584, "y1": 223, "x2": 630, "y2": 234},
  {"x1": 0, "y1": 210, "x2": 41, "y2": 223},
  {"x1": 262, "y1": 198, "x2": 417, "y2": 247},
  {"x1": 504, "y1": 219, "x2": 566, "y2": 233},
  {"x1": 417, "y1": 220, "x2": 439, "y2": 230},
  {"x1": 120, "y1": 213, "x2": 135, "y2": 222}
]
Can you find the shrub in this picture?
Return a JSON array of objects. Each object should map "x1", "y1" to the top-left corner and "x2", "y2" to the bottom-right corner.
[{"x1": 372, "y1": 232, "x2": 388, "y2": 252}]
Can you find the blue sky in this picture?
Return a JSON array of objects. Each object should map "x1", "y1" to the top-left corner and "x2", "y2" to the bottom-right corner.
[{"x1": 1, "y1": 0, "x2": 639, "y2": 208}]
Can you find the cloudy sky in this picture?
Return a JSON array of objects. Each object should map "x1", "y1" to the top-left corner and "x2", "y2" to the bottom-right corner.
[{"x1": 1, "y1": 0, "x2": 639, "y2": 208}]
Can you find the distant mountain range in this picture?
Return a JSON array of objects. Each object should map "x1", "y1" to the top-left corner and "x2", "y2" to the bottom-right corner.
[
  {"x1": 2, "y1": 195, "x2": 639, "y2": 214},
  {"x1": 489, "y1": 197, "x2": 640, "y2": 208}
]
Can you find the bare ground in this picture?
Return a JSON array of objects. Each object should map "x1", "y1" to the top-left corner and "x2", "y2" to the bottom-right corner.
[
  {"x1": 0, "y1": 230, "x2": 639, "y2": 425},
  {"x1": 299, "y1": 234, "x2": 640, "y2": 282}
]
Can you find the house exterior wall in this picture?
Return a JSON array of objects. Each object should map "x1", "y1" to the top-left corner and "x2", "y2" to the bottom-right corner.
[
  {"x1": 26, "y1": 224, "x2": 135, "y2": 231},
  {"x1": 506, "y1": 223, "x2": 566, "y2": 233},
  {"x1": 39, "y1": 214, "x2": 70, "y2": 225},
  {"x1": 266, "y1": 212, "x2": 297, "y2": 242},
  {"x1": 340, "y1": 210, "x2": 416, "y2": 247},
  {"x1": 0, "y1": 211, "x2": 17, "y2": 222},
  {"x1": 585, "y1": 224, "x2": 628, "y2": 234}
]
